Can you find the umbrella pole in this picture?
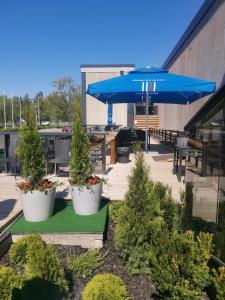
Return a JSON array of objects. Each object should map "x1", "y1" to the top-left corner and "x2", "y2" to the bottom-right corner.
[{"x1": 145, "y1": 91, "x2": 150, "y2": 153}]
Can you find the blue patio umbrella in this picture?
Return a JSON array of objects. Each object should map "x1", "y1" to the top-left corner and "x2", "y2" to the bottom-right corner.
[{"x1": 87, "y1": 67, "x2": 216, "y2": 151}]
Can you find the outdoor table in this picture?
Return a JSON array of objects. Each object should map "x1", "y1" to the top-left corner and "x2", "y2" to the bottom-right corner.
[{"x1": 173, "y1": 145, "x2": 189, "y2": 182}]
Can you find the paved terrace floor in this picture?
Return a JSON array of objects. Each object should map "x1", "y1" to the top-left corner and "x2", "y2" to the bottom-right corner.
[{"x1": 0, "y1": 138, "x2": 184, "y2": 230}]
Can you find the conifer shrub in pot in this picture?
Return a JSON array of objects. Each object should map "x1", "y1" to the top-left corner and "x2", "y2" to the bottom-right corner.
[
  {"x1": 69, "y1": 101, "x2": 104, "y2": 215},
  {"x1": 17, "y1": 102, "x2": 56, "y2": 222}
]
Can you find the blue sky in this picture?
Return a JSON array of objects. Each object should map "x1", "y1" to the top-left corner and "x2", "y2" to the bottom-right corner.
[{"x1": 0, "y1": 0, "x2": 204, "y2": 97}]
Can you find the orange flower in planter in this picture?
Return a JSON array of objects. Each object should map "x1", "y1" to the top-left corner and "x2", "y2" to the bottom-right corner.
[{"x1": 17, "y1": 179, "x2": 58, "y2": 192}]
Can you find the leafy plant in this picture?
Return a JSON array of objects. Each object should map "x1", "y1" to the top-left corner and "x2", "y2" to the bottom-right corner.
[
  {"x1": 67, "y1": 249, "x2": 105, "y2": 278},
  {"x1": 16, "y1": 101, "x2": 46, "y2": 187},
  {"x1": 25, "y1": 241, "x2": 69, "y2": 295},
  {"x1": 114, "y1": 150, "x2": 163, "y2": 274},
  {"x1": 149, "y1": 230, "x2": 213, "y2": 299},
  {"x1": 69, "y1": 99, "x2": 93, "y2": 186},
  {"x1": 9, "y1": 234, "x2": 45, "y2": 265},
  {"x1": 211, "y1": 267, "x2": 225, "y2": 300},
  {"x1": 0, "y1": 265, "x2": 23, "y2": 300},
  {"x1": 109, "y1": 201, "x2": 124, "y2": 224},
  {"x1": 82, "y1": 273, "x2": 129, "y2": 300}
]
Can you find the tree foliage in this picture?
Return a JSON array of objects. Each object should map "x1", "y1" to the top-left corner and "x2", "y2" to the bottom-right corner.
[
  {"x1": 114, "y1": 151, "x2": 163, "y2": 274},
  {"x1": 0, "y1": 76, "x2": 81, "y2": 128},
  {"x1": 149, "y1": 231, "x2": 213, "y2": 299},
  {"x1": 70, "y1": 99, "x2": 93, "y2": 185},
  {"x1": 82, "y1": 274, "x2": 129, "y2": 300},
  {"x1": 16, "y1": 101, "x2": 46, "y2": 184}
]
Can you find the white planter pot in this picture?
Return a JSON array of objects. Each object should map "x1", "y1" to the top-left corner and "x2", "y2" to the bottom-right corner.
[
  {"x1": 20, "y1": 187, "x2": 56, "y2": 222},
  {"x1": 70, "y1": 183, "x2": 102, "y2": 215}
]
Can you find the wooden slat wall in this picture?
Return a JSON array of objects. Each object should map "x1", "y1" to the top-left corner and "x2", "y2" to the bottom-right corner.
[{"x1": 133, "y1": 115, "x2": 159, "y2": 130}]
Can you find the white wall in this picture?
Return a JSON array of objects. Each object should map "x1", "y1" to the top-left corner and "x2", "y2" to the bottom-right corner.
[{"x1": 81, "y1": 66, "x2": 134, "y2": 126}]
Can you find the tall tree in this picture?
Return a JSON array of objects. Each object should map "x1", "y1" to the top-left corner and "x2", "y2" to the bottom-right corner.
[{"x1": 52, "y1": 76, "x2": 81, "y2": 123}]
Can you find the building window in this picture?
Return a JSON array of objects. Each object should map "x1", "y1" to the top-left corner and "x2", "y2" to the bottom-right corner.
[
  {"x1": 185, "y1": 94, "x2": 225, "y2": 262},
  {"x1": 135, "y1": 104, "x2": 158, "y2": 115}
]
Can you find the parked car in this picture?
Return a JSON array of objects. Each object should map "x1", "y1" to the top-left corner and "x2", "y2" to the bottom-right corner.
[
  {"x1": 41, "y1": 121, "x2": 50, "y2": 126},
  {"x1": 62, "y1": 126, "x2": 72, "y2": 132}
]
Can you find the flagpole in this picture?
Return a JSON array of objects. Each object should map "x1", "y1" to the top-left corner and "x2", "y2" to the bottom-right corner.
[
  {"x1": 3, "y1": 89, "x2": 6, "y2": 129},
  {"x1": 145, "y1": 90, "x2": 149, "y2": 153},
  {"x1": 11, "y1": 92, "x2": 14, "y2": 128},
  {"x1": 19, "y1": 96, "x2": 22, "y2": 126}
]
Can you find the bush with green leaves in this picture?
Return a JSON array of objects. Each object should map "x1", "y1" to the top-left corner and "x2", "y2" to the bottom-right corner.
[
  {"x1": 25, "y1": 240, "x2": 69, "y2": 295},
  {"x1": 211, "y1": 267, "x2": 225, "y2": 300},
  {"x1": 82, "y1": 273, "x2": 129, "y2": 300},
  {"x1": 109, "y1": 201, "x2": 124, "y2": 224},
  {"x1": 149, "y1": 230, "x2": 213, "y2": 299},
  {"x1": 114, "y1": 150, "x2": 163, "y2": 274},
  {"x1": 9, "y1": 234, "x2": 45, "y2": 265},
  {"x1": 67, "y1": 249, "x2": 105, "y2": 278},
  {"x1": 17, "y1": 101, "x2": 46, "y2": 186},
  {"x1": 0, "y1": 265, "x2": 23, "y2": 300},
  {"x1": 69, "y1": 99, "x2": 93, "y2": 186}
]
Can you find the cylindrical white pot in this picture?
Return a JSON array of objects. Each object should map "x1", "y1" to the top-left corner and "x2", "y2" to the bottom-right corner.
[
  {"x1": 70, "y1": 183, "x2": 102, "y2": 215},
  {"x1": 20, "y1": 187, "x2": 56, "y2": 222}
]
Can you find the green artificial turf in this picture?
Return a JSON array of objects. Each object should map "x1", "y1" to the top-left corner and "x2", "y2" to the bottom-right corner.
[{"x1": 7, "y1": 199, "x2": 108, "y2": 234}]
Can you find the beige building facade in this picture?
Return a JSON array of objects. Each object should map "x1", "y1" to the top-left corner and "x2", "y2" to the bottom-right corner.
[
  {"x1": 81, "y1": 64, "x2": 135, "y2": 127},
  {"x1": 159, "y1": 0, "x2": 225, "y2": 131}
]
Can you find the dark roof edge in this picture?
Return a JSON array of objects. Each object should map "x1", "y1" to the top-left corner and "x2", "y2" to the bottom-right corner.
[
  {"x1": 184, "y1": 84, "x2": 225, "y2": 130},
  {"x1": 80, "y1": 64, "x2": 135, "y2": 68},
  {"x1": 162, "y1": 0, "x2": 215, "y2": 69}
]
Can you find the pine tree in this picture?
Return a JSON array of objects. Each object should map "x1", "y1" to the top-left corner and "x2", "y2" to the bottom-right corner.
[
  {"x1": 70, "y1": 100, "x2": 93, "y2": 186},
  {"x1": 114, "y1": 150, "x2": 163, "y2": 274},
  {"x1": 17, "y1": 101, "x2": 46, "y2": 185}
]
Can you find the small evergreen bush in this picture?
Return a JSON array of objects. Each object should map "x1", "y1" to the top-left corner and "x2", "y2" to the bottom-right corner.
[
  {"x1": 25, "y1": 241, "x2": 69, "y2": 295},
  {"x1": 67, "y1": 249, "x2": 105, "y2": 278},
  {"x1": 17, "y1": 101, "x2": 46, "y2": 186},
  {"x1": 9, "y1": 234, "x2": 45, "y2": 265},
  {"x1": 82, "y1": 273, "x2": 129, "y2": 300},
  {"x1": 114, "y1": 151, "x2": 163, "y2": 274},
  {"x1": 109, "y1": 201, "x2": 124, "y2": 224},
  {"x1": 211, "y1": 267, "x2": 225, "y2": 300},
  {"x1": 0, "y1": 265, "x2": 23, "y2": 300},
  {"x1": 149, "y1": 230, "x2": 213, "y2": 299},
  {"x1": 69, "y1": 99, "x2": 93, "y2": 186},
  {"x1": 19, "y1": 277, "x2": 67, "y2": 300}
]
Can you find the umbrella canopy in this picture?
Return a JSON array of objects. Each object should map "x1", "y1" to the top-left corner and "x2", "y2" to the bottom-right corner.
[
  {"x1": 87, "y1": 67, "x2": 216, "y2": 105},
  {"x1": 87, "y1": 67, "x2": 216, "y2": 152}
]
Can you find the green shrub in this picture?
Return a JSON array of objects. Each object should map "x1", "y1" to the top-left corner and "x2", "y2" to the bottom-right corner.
[
  {"x1": 211, "y1": 267, "x2": 225, "y2": 300},
  {"x1": 67, "y1": 249, "x2": 105, "y2": 278},
  {"x1": 19, "y1": 277, "x2": 67, "y2": 300},
  {"x1": 0, "y1": 265, "x2": 23, "y2": 300},
  {"x1": 149, "y1": 230, "x2": 213, "y2": 299},
  {"x1": 25, "y1": 239, "x2": 69, "y2": 295},
  {"x1": 109, "y1": 201, "x2": 124, "y2": 224},
  {"x1": 9, "y1": 234, "x2": 45, "y2": 265},
  {"x1": 153, "y1": 181, "x2": 168, "y2": 200},
  {"x1": 70, "y1": 98, "x2": 93, "y2": 186},
  {"x1": 17, "y1": 101, "x2": 46, "y2": 185},
  {"x1": 160, "y1": 195, "x2": 182, "y2": 232},
  {"x1": 82, "y1": 273, "x2": 129, "y2": 300},
  {"x1": 114, "y1": 151, "x2": 163, "y2": 274}
]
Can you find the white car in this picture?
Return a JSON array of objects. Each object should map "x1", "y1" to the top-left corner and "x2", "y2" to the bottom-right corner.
[{"x1": 41, "y1": 121, "x2": 50, "y2": 126}]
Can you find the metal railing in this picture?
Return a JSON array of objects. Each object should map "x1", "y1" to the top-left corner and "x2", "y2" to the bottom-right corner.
[{"x1": 149, "y1": 128, "x2": 186, "y2": 145}]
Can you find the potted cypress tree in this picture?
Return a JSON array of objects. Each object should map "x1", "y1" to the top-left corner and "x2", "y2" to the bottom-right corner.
[
  {"x1": 69, "y1": 100, "x2": 103, "y2": 215},
  {"x1": 17, "y1": 102, "x2": 56, "y2": 222}
]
